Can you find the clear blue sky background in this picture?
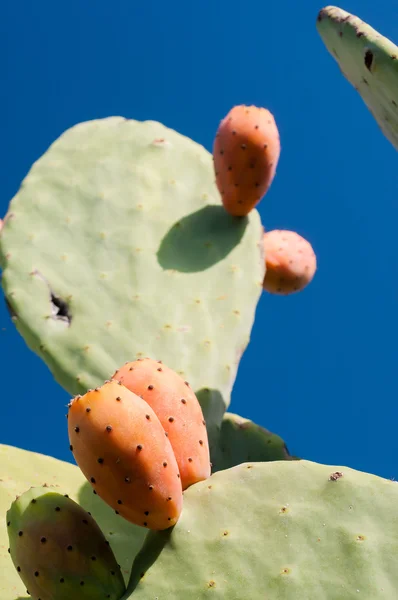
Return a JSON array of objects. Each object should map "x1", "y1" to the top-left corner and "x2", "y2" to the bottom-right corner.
[{"x1": 1, "y1": 1, "x2": 397, "y2": 480}]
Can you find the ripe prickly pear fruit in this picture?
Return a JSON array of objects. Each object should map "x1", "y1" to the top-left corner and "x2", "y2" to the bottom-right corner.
[
  {"x1": 111, "y1": 358, "x2": 211, "y2": 490},
  {"x1": 262, "y1": 229, "x2": 317, "y2": 295},
  {"x1": 213, "y1": 105, "x2": 280, "y2": 216},
  {"x1": 6, "y1": 486, "x2": 126, "y2": 600},
  {"x1": 68, "y1": 380, "x2": 183, "y2": 530}
]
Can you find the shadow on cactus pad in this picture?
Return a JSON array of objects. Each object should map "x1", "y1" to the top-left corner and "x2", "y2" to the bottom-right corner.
[{"x1": 157, "y1": 205, "x2": 248, "y2": 272}]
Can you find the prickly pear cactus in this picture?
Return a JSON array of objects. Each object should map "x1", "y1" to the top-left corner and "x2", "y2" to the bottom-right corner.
[
  {"x1": 0, "y1": 444, "x2": 147, "y2": 600},
  {"x1": 0, "y1": 117, "x2": 265, "y2": 443},
  {"x1": 317, "y1": 6, "x2": 398, "y2": 151},
  {"x1": 125, "y1": 460, "x2": 398, "y2": 599}
]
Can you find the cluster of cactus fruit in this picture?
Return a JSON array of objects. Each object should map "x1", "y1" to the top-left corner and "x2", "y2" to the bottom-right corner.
[{"x1": 1, "y1": 6, "x2": 398, "y2": 599}]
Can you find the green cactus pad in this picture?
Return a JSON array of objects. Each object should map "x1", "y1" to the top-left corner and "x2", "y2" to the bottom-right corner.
[
  {"x1": 0, "y1": 117, "x2": 265, "y2": 437},
  {"x1": 0, "y1": 444, "x2": 147, "y2": 600},
  {"x1": 125, "y1": 460, "x2": 398, "y2": 599},
  {"x1": 317, "y1": 6, "x2": 398, "y2": 150},
  {"x1": 211, "y1": 412, "x2": 298, "y2": 472},
  {"x1": 7, "y1": 487, "x2": 126, "y2": 600}
]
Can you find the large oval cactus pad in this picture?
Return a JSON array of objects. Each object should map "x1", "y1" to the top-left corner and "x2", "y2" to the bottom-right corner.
[
  {"x1": 317, "y1": 6, "x2": 398, "y2": 151},
  {"x1": 0, "y1": 118, "x2": 264, "y2": 434},
  {"x1": 0, "y1": 444, "x2": 147, "y2": 600},
  {"x1": 126, "y1": 460, "x2": 398, "y2": 599}
]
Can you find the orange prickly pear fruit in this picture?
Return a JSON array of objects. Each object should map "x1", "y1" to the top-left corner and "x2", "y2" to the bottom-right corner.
[
  {"x1": 213, "y1": 105, "x2": 281, "y2": 216},
  {"x1": 67, "y1": 380, "x2": 183, "y2": 530},
  {"x1": 111, "y1": 358, "x2": 211, "y2": 490},
  {"x1": 262, "y1": 229, "x2": 317, "y2": 295}
]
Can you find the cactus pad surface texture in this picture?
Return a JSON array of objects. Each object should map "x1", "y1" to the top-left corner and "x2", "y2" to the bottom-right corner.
[
  {"x1": 0, "y1": 444, "x2": 147, "y2": 600},
  {"x1": 125, "y1": 460, "x2": 398, "y2": 600},
  {"x1": 317, "y1": 6, "x2": 398, "y2": 151},
  {"x1": 0, "y1": 117, "x2": 264, "y2": 441}
]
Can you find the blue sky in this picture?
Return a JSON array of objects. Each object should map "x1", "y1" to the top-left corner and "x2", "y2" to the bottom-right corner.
[{"x1": 1, "y1": 0, "x2": 397, "y2": 480}]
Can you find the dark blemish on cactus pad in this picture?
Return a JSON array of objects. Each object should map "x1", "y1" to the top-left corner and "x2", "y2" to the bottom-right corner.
[
  {"x1": 145, "y1": 414, "x2": 150, "y2": 420},
  {"x1": 34, "y1": 571, "x2": 39, "y2": 577},
  {"x1": 69, "y1": 445, "x2": 73, "y2": 451},
  {"x1": 91, "y1": 556, "x2": 97, "y2": 561},
  {"x1": 199, "y1": 440, "x2": 204, "y2": 445},
  {"x1": 144, "y1": 510, "x2": 149, "y2": 515},
  {"x1": 7, "y1": 521, "x2": 10, "y2": 526},
  {"x1": 137, "y1": 444, "x2": 143, "y2": 450},
  {"x1": 157, "y1": 367, "x2": 162, "y2": 371},
  {"x1": 143, "y1": 522, "x2": 148, "y2": 526},
  {"x1": 116, "y1": 396, "x2": 121, "y2": 401},
  {"x1": 163, "y1": 461, "x2": 168, "y2": 467},
  {"x1": 329, "y1": 471, "x2": 343, "y2": 481},
  {"x1": 82, "y1": 519, "x2": 88, "y2": 524},
  {"x1": 148, "y1": 385, "x2": 154, "y2": 390},
  {"x1": 167, "y1": 496, "x2": 172, "y2": 501},
  {"x1": 208, "y1": 581, "x2": 216, "y2": 588},
  {"x1": 165, "y1": 431, "x2": 169, "y2": 437},
  {"x1": 90, "y1": 477, "x2": 96, "y2": 483},
  {"x1": 74, "y1": 426, "x2": 80, "y2": 433},
  {"x1": 31, "y1": 499, "x2": 36, "y2": 504},
  {"x1": 177, "y1": 473, "x2": 180, "y2": 478},
  {"x1": 55, "y1": 506, "x2": 60, "y2": 511},
  {"x1": 185, "y1": 381, "x2": 190, "y2": 386},
  {"x1": 86, "y1": 407, "x2": 91, "y2": 413},
  {"x1": 240, "y1": 144, "x2": 247, "y2": 150},
  {"x1": 97, "y1": 457, "x2": 104, "y2": 464},
  {"x1": 149, "y1": 485, "x2": 154, "y2": 491},
  {"x1": 17, "y1": 566, "x2": 21, "y2": 572},
  {"x1": 125, "y1": 476, "x2": 131, "y2": 483},
  {"x1": 364, "y1": 50, "x2": 374, "y2": 71},
  {"x1": 40, "y1": 537, "x2": 47, "y2": 543},
  {"x1": 106, "y1": 425, "x2": 113, "y2": 432},
  {"x1": 115, "y1": 510, "x2": 119, "y2": 515},
  {"x1": 188, "y1": 457, "x2": 193, "y2": 462},
  {"x1": 181, "y1": 398, "x2": 186, "y2": 404},
  {"x1": 4, "y1": 296, "x2": 17, "y2": 320},
  {"x1": 117, "y1": 499, "x2": 122, "y2": 504},
  {"x1": 80, "y1": 581, "x2": 85, "y2": 586},
  {"x1": 18, "y1": 531, "x2": 23, "y2": 536},
  {"x1": 168, "y1": 416, "x2": 175, "y2": 422}
]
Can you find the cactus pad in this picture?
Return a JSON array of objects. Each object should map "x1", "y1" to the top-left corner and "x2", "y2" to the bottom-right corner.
[
  {"x1": 317, "y1": 6, "x2": 398, "y2": 151},
  {"x1": 0, "y1": 117, "x2": 264, "y2": 435},
  {"x1": 0, "y1": 444, "x2": 147, "y2": 600},
  {"x1": 126, "y1": 460, "x2": 398, "y2": 599},
  {"x1": 211, "y1": 412, "x2": 298, "y2": 472}
]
